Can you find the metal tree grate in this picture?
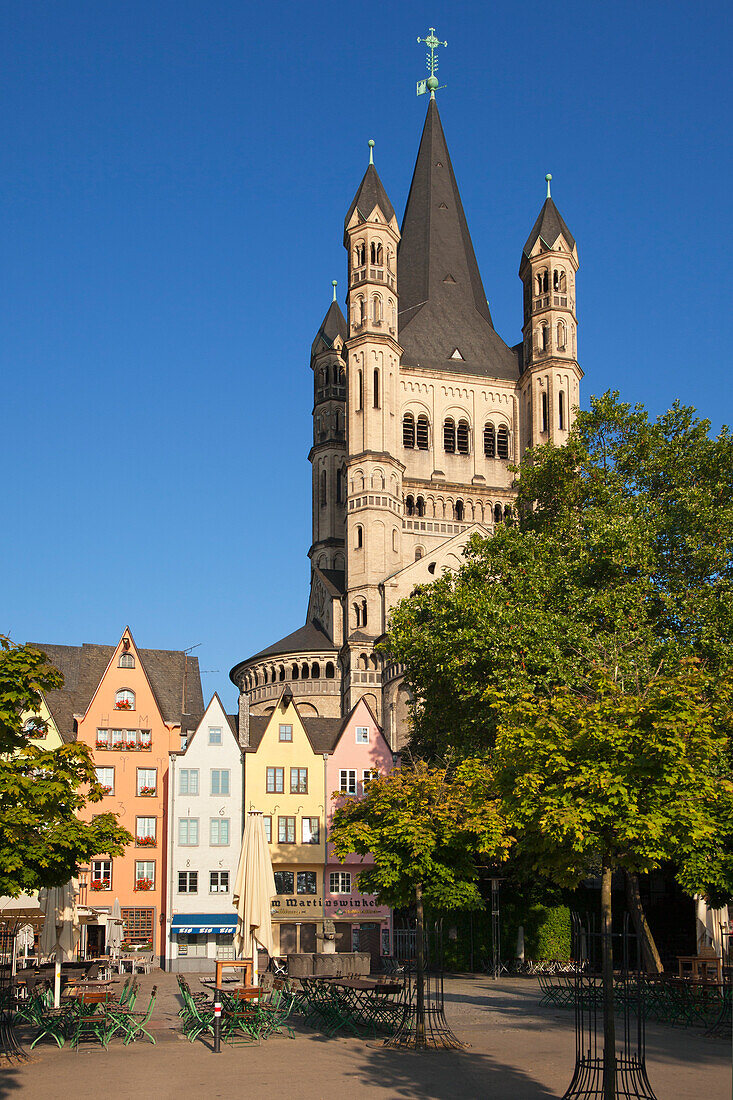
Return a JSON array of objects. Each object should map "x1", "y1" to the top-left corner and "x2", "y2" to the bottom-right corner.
[
  {"x1": 562, "y1": 913, "x2": 657, "y2": 1100},
  {"x1": 386, "y1": 922, "x2": 466, "y2": 1050}
]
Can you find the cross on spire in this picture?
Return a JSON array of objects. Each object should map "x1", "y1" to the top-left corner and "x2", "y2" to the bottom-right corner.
[{"x1": 416, "y1": 26, "x2": 447, "y2": 99}]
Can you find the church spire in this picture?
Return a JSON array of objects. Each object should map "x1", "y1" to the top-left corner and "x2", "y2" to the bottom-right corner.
[
  {"x1": 344, "y1": 141, "x2": 396, "y2": 234},
  {"x1": 398, "y1": 97, "x2": 518, "y2": 380}
]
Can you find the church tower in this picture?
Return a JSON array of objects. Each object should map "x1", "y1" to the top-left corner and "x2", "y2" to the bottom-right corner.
[
  {"x1": 342, "y1": 143, "x2": 403, "y2": 718},
  {"x1": 519, "y1": 175, "x2": 582, "y2": 450}
]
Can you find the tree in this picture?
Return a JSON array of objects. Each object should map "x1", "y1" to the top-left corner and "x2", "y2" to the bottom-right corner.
[
  {"x1": 329, "y1": 757, "x2": 510, "y2": 1043},
  {"x1": 491, "y1": 665, "x2": 733, "y2": 1099},
  {"x1": 0, "y1": 637, "x2": 131, "y2": 896}
]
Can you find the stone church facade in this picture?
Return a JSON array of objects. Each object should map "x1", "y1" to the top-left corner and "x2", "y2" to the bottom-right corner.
[{"x1": 230, "y1": 97, "x2": 582, "y2": 749}]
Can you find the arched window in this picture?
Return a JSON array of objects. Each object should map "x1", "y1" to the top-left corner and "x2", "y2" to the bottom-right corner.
[
  {"x1": 402, "y1": 412, "x2": 415, "y2": 448},
  {"x1": 115, "y1": 689, "x2": 135, "y2": 711},
  {"x1": 301, "y1": 663, "x2": 309, "y2": 679},
  {"x1": 541, "y1": 392, "x2": 548, "y2": 433},
  {"x1": 357, "y1": 370, "x2": 363, "y2": 411},
  {"x1": 416, "y1": 414, "x2": 429, "y2": 449},
  {"x1": 536, "y1": 270, "x2": 548, "y2": 295},
  {"x1": 443, "y1": 418, "x2": 456, "y2": 453},
  {"x1": 404, "y1": 495, "x2": 415, "y2": 516},
  {"x1": 558, "y1": 391, "x2": 565, "y2": 431},
  {"x1": 291, "y1": 663, "x2": 299, "y2": 680},
  {"x1": 119, "y1": 653, "x2": 135, "y2": 669},
  {"x1": 415, "y1": 547, "x2": 423, "y2": 561},
  {"x1": 392, "y1": 528, "x2": 398, "y2": 552},
  {"x1": 372, "y1": 295, "x2": 382, "y2": 324},
  {"x1": 553, "y1": 269, "x2": 566, "y2": 293},
  {"x1": 311, "y1": 663, "x2": 320, "y2": 678},
  {"x1": 356, "y1": 297, "x2": 365, "y2": 325},
  {"x1": 262, "y1": 668, "x2": 269, "y2": 685},
  {"x1": 320, "y1": 470, "x2": 327, "y2": 508},
  {"x1": 504, "y1": 504, "x2": 512, "y2": 522},
  {"x1": 557, "y1": 321, "x2": 566, "y2": 351},
  {"x1": 370, "y1": 241, "x2": 382, "y2": 265},
  {"x1": 361, "y1": 600, "x2": 368, "y2": 628},
  {"x1": 359, "y1": 653, "x2": 369, "y2": 670},
  {"x1": 386, "y1": 248, "x2": 393, "y2": 271},
  {"x1": 373, "y1": 369, "x2": 380, "y2": 408},
  {"x1": 494, "y1": 503, "x2": 503, "y2": 524},
  {"x1": 355, "y1": 525, "x2": 363, "y2": 549},
  {"x1": 355, "y1": 242, "x2": 365, "y2": 267},
  {"x1": 279, "y1": 665, "x2": 285, "y2": 682},
  {"x1": 416, "y1": 496, "x2": 425, "y2": 518},
  {"x1": 457, "y1": 419, "x2": 470, "y2": 454},
  {"x1": 484, "y1": 423, "x2": 496, "y2": 458},
  {"x1": 497, "y1": 425, "x2": 510, "y2": 460},
  {"x1": 455, "y1": 500, "x2": 464, "y2": 522},
  {"x1": 325, "y1": 662, "x2": 335, "y2": 679},
  {"x1": 540, "y1": 324, "x2": 548, "y2": 352}
]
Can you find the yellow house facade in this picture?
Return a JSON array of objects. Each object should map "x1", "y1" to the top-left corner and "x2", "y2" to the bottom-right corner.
[
  {"x1": 21, "y1": 695, "x2": 65, "y2": 751},
  {"x1": 243, "y1": 694, "x2": 335, "y2": 955}
]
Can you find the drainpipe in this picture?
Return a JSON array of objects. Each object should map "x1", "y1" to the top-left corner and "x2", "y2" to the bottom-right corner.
[
  {"x1": 323, "y1": 753, "x2": 329, "y2": 949},
  {"x1": 166, "y1": 752, "x2": 175, "y2": 972}
]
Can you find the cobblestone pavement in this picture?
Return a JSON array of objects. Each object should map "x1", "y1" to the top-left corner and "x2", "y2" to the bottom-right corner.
[{"x1": 3, "y1": 971, "x2": 729, "y2": 1099}]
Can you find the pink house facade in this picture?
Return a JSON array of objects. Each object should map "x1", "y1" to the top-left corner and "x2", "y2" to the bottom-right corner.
[{"x1": 325, "y1": 699, "x2": 396, "y2": 959}]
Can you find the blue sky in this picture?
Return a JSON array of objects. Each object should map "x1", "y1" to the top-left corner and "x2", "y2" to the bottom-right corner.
[{"x1": 2, "y1": 1, "x2": 730, "y2": 710}]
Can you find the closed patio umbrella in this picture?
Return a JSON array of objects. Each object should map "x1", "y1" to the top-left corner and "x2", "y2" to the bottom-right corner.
[
  {"x1": 0, "y1": 896, "x2": 44, "y2": 977},
  {"x1": 39, "y1": 882, "x2": 79, "y2": 1007},
  {"x1": 232, "y1": 811, "x2": 276, "y2": 988}
]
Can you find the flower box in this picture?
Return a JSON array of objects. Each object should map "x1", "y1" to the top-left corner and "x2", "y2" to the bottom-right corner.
[
  {"x1": 138, "y1": 786, "x2": 156, "y2": 797},
  {"x1": 135, "y1": 878, "x2": 154, "y2": 891},
  {"x1": 91, "y1": 880, "x2": 110, "y2": 891},
  {"x1": 100, "y1": 785, "x2": 113, "y2": 795},
  {"x1": 136, "y1": 836, "x2": 156, "y2": 847},
  {"x1": 115, "y1": 700, "x2": 132, "y2": 710},
  {"x1": 95, "y1": 739, "x2": 109, "y2": 749}
]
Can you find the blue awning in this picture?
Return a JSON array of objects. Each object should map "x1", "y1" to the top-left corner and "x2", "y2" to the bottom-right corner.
[{"x1": 170, "y1": 914, "x2": 237, "y2": 934}]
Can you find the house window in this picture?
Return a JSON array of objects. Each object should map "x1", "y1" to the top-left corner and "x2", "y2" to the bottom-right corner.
[
  {"x1": 136, "y1": 817, "x2": 156, "y2": 846},
  {"x1": 210, "y1": 818, "x2": 230, "y2": 846},
  {"x1": 340, "y1": 770, "x2": 357, "y2": 795},
  {"x1": 266, "y1": 767, "x2": 284, "y2": 793},
  {"x1": 210, "y1": 871, "x2": 229, "y2": 893},
  {"x1": 211, "y1": 769, "x2": 230, "y2": 796},
  {"x1": 135, "y1": 861, "x2": 155, "y2": 890},
  {"x1": 355, "y1": 726, "x2": 369, "y2": 744},
  {"x1": 402, "y1": 412, "x2": 415, "y2": 448},
  {"x1": 95, "y1": 728, "x2": 110, "y2": 748},
  {"x1": 302, "y1": 817, "x2": 319, "y2": 844},
  {"x1": 178, "y1": 871, "x2": 198, "y2": 894},
  {"x1": 121, "y1": 908, "x2": 153, "y2": 946},
  {"x1": 263, "y1": 816, "x2": 272, "y2": 843},
  {"x1": 278, "y1": 817, "x2": 296, "y2": 844},
  {"x1": 119, "y1": 653, "x2": 135, "y2": 668},
  {"x1": 179, "y1": 769, "x2": 199, "y2": 796},
  {"x1": 274, "y1": 871, "x2": 294, "y2": 895},
  {"x1": 290, "y1": 768, "x2": 308, "y2": 794},
  {"x1": 178, "y1": 818, "x2": 199, "y2": 846},
  {"x1": 95, "y1": 766, "x2": 114, "y2": 795},
  {"x1": 208, "y1": 727, "x2": 222, "y2": 745},
  {"x1": 363, "y1": 769, "x2": 375, "y2": 789},
  {"x1": 111, "y1": 728, "x2": 123, "y2": 748},
  {"x1": 91, "y1": 860, "x2": 112, "y2": 889},
  {"x1": 330, "y1": 872, "x2": 351, "y2": 894},
  {"x1": 279, "y1": 725, "x2": 292, "y2": 742},
  {"x1": 177, "y1": 933, "x2": 206, "y2": 958},
  {"x1": 297, "y1": 872, "x2": 318, "y2": 895},
  {"x1": 115, "y1": 689, "x2": 135, "y2": 711},
  {"x1": 416, "y1": 414, "x2": 430, "y2": 449},
  {"x1": 136, "y1": 768, "x2": 157, "y2": 796}
]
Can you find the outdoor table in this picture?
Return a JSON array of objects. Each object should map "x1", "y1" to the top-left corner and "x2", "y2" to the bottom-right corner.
[
  {"x1": 215, "y1": 959, "x2": 253, "y2": 988},
  {"x1": 677, "y1": 955, "x2": 722, "y2": 982}
]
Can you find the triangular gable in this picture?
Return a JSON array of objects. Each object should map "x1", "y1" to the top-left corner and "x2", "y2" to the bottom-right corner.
[
  {"x1": 332, "y1": 697, "x2": 392, "y2": 756},
  {"x1": 79, "y1": 627, "x2": 168, "y2": 729},
  {"x1": 180, "y1": 693, "x2": 239, "y2": 757},
  {"x1": 258, "y1": 692, "x2": 322, "y2": 759}
]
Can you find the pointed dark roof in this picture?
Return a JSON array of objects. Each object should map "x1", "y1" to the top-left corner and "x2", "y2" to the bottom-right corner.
[
  {"x1": 344, "y1": 163, "x2": 395, "y2": 228},
  {"x1": 523, "y1": 197, "x2": 575, "y2": 258},
  {"x1": 230, "y1": 622, "x2": 338, "y2": 683},
  {"x1": 397, "y1": 99, "x2": 519, "y2": 381},
  {"x1": 311, "y1": 300, "x2": 347, "y2": 355}
]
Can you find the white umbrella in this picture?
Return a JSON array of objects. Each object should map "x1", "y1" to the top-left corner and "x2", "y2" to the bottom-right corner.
[
  {"x1": 39, "y1": 882, "x2": 80, "y2": 1007},
  {"x1": 16, "y1": 924, "x2": 35, "y2": 969},
  {"x1": 107, "y1": 898, "x2": 124, "y2": 958},
  {"x1": 0, "y1": 896, "x2": 44, "y2": 977},
  {"x1": 695, "y1": 895, "x2": 730, "y2": 959},
  {"x1": 233, "y1": 811, "x2": 276, "y2": 988}
]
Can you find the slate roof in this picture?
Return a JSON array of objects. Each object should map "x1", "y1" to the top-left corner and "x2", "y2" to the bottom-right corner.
[
  {"x1": 344, "y1": 163, "x2": 395, "y2": 228},
  {"x1": 397, "y1": 98, "x2": 519, "y2": 382},
  {"x1": 232, "y1": 622, "x2": 338, "y2": 676},
  {"x1": 317, "y1": 567, "x2": 345, "y2": 596},
  {"x1": 522, "y1": 196, "x2": 576, "y2": 258},
  {"x1": 243, "y1": 713, "x2": 343, "y2": 755},
  {"x1": 30, "y1": 641, "x2": 204, "y2": 739},
  {"x1": 311, "y1": 300, "x2": 347, "y2": 355}
]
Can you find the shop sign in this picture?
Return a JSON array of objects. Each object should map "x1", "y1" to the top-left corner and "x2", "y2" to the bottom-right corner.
[
  {"x1": 325, "y1": 895, "x2": 390, "y2": 920},
  {"x1": 270, "y1": 897, "x2": 324, "y2": 918}
]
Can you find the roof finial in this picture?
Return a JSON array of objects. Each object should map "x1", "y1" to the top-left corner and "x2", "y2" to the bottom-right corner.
[
  {"x1": 368, "y1": 139, "x2": 375, "y2": 165},
  {"x1": 416, "y1": 27, "x2": 447, "y2": 99},
  {"x1": 331, "y1": 279, "x2": 338, "y2": 302},
  {"x1": 545, "y1": 173, "x2": 553, "y2": 200}
]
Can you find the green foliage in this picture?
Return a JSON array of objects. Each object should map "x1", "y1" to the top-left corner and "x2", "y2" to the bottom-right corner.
[
  {"x1": 329, "y1": 757, "x2": 511, "y2": 912},
  {"x1": 492, "y1": 664, "x2": 733, "y2": 897},
  {"x1": 527, "y1": 904, "x2": 572, "y2": 962},
  {"x1": 385, "y1": 392, "x2": 733, "y2": 758},
  {"x1": 0, "y1": 637, "x2": 132, "y2": 896}
]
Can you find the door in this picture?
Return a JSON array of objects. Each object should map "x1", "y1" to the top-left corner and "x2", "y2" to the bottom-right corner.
[
  {"x1": 299, "y1": 923, "x2": 317, "y2": 953},
  {"x1": 279, "y1": 924, "x2": 297, "y2": 955},
  {"x1": 334, "y1": 923, "x2": 352, "y2": 952},
  {"x1": 359, "y1": 923, "x2": 381, "y2": 969}
]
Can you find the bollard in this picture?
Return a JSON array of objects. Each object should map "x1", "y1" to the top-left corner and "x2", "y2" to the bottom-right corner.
[{"x1": 213, "y1": 988, "x2": 222, "y2": 1052}]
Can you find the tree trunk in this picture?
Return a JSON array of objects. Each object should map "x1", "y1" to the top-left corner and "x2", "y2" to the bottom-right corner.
[
  {"x1": 625, "y1": 871, "x2": 663, "y2": 974},
  {"x1": 601, "y1": 859, "x2": 616, "y2": 1100},
  {"x1": 415, "y1": 882, "x2": 426, "y2": 1046}
]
